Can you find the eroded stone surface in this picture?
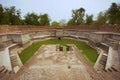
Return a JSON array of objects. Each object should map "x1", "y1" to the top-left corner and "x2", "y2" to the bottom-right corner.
[{"x1": 19, "y1": 45, "x2": 91, "y2": 80}]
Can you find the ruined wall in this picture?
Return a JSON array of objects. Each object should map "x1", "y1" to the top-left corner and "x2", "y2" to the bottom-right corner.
[
  {"x1": 0, "y1": 34, "x2": 12, "y2": 50},
  {"x1": 0, "y1": 25, "x2": 120, "y2": 72},
  {"x1": 8, "y1": 34, "x2": 22, "y2": 43},
  {"x1": 0, "y1": 25, "x2": 120, "y2": 33},
  {"x1": 112, "y1": 35, "x2": 120, "y2": 40},
  {"x1": 0, "y1": 34, "x2": 8, "y2": 42},
  {"x1": 21, "y1": 34, "x2": 31, "y2": 44},
  {"x1": 88, "y1": 33, "x2": 103, "y2": 43}
]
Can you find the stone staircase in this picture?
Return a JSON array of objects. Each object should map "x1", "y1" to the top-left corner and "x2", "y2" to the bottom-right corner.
[
  {"x1": 96, "y1": 43, "x2": 109, "y2": 53},
  {"x1": 105, "y1": 66, "x2": 118, "y2": 72},
  {"x1": 10, "y1": 56, "x2": 18, "y2": 67},
  {"x1": 99, "y1": 55, "x2": 107, "y2": 71},
  {"x1": 0, "y1": 66, "x2": 14, "y2": 80}
]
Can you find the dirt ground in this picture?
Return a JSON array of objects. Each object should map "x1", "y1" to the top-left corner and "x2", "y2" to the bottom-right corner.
[{"x1": 12, "y1": 45, "x2": 120, "y2": 80}]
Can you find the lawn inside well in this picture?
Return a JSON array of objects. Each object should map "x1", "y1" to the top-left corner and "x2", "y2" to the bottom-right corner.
[{"x1": 19, "y1": 39, "x2": 98, "y2": 65}]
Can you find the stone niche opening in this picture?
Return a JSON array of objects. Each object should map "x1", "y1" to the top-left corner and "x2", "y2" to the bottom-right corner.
[{"x1": 58, "y1": 37, "x2": 61, "y2": 40}]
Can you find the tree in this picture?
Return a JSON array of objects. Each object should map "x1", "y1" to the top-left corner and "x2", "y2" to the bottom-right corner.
[
  {"x1": 0, "y1": 6, "x2": 22, "y2": 25},
  {"x1": 59, "y1": 19, "x2": 67, "y2": 26},
  {"x1": 116, "y1": 4, "x2": 120, "y2": 24},
  {"x1": 1, "y1": 8, "x2": 10, "y2": 24},
  {"x1": 67, "y1": 19, "x2": 74, "y2": 26},
  {"x1": 24, "y1": 13, "x2": 50, "y2": 26},
  {"x1": 14, "y1": 10, "x2": 22, "y2": 25},
  {"x1": 9, "y1": 6, "x2": 22, "y2": 25},
  {"x1": 0, "y1": 4, "x2": 3, "y2": 24},
  {"x1": 95, "y1": 12, "x2": 107, "y2": 25},
  {"x1": 24, "y1": 12, "x2": 39, "y2": 25},
  {"x1": 85, "y1": 14, "x2": 93, "y2": 25},
  {"x1": 107, "y1": 3, "x2": 119, "y2": 24},
  {"x1": 51, "y1": 21, "x2": 59, "y2": 27},
  {"x1": 72, "y1": 8, "x2": 85, "y2": 25},
  {"x1": 39, "y1": 13, "x2": 50, "y2": 26}
]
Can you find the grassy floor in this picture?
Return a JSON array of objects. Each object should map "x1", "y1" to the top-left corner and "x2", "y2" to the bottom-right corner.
[{"x1": 19, "y1": 39, "x2": 98, "y2": 65}]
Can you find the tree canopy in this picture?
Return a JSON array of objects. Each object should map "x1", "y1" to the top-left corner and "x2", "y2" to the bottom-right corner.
[
  {"x1": 0, "y1": 4, "x2": 50, "y2": 26},
  {"x1": 85, "y1": 14, "x2": 93, "y2": 25},
  {"x1": 39, "y1": 14, "x2": 50, "y2": 26},
  {"x1": 0, "y1": 2, "x2": 120, "y2": 26},
  {"x1": 51, "y1": 21, "x2": 59, "y2": 27},
  {"x1": 71, "y1": 8, "x2": 85, "y2": 25},
  {"x1": 0, "y1": 5, "x2": 22, "y2": 25},
  {"x1": 24, "y1": 12, "x2": 39, "y2": 25},
  {"x1": 107, "y1": 3, "x2": 120, "y2": 24}
]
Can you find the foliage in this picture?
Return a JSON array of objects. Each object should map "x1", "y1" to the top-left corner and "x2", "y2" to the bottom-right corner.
[
  {"x1": 0, "y1": 4, "x2": 50, "y2": 26},
  {"x1": 19, "y1": 39, "x2": 98, "y2": 65},
  {"x1": 94, "y1": 12, "x2": 107, "y2": 25},
  {"x1": 24, "y1": 13, "x2": 50, "y2": 26},
  {"x1": 0, "y1": 4, "x2": 3, "y2": 24},
  {"x1": 71, "y1": 8, "x2": 85, "y2": 25},
  {"x1": 0, "y1": 5, "x2": 22, "y2": 25},
  {"x1": 93, "y1": 2, "x2": 120, "y2": 25},
  {"x1": 67, "y1": 2, "x2": 120, "y2": 25},
  {"x1": 51, "y1": 19, "x2": 67, "y2": 27},
  {"x1": 24, "y1": 12, "x2": 39, "y2": 25},
  {"x1": 107, "y1": 3, "x2": 120, "y2": 24},
  {"x1": 0, "y1": 2, "x2": 120, "y2": 25},
  {"x1": 59, "y1": 19, "x2": 67, "y2": 26},
  {"x1": 51, "y1": 21, "x2": 59, "y2": 27},
  {"x1": 39, "y1": 13, "x2": 50, "y2": 26},
  {"x1": 85, "y1": 14, "x2": 93, "y2": 25},
  {"x1": 67, "y1": 19, "x2": 75, "y2": 26}
]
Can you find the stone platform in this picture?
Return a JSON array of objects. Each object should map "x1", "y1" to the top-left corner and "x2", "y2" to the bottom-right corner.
[{"x1": 16, "y1": 45, "x2": 92, "y2": 80}]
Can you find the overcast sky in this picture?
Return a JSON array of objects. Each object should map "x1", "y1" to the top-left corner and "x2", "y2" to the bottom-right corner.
[{"x1": 0, "y1": 0, "x2": 120, "y2": 21}]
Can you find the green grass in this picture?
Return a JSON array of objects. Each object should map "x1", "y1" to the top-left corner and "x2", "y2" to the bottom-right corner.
[
  {"x1": 61, "y1": 45, "x2": 66, "y2": 52},
  {"x1": 19, "y1": 39, "x2": 98, "y2": 65}
]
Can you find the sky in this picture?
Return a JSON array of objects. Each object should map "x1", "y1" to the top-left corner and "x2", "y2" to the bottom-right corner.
[{"x1": 0, "y1": 0, "x2": 120, "y2": 22}]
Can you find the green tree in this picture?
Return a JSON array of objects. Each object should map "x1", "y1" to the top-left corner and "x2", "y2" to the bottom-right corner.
[
  {"x1": 116, "y1": 4, "x2": 120, "y2": 24},
  {"x1": 51, "y1": 21, "x2": 59, "y2": 27},
  {"x1": 107, "y1": 3, "x2": 119, "y2": 24},
  {"x1": 10, "y1": 7, "x2": 22, "y2": 25},
  {"x1": 72, "y1": 8, "x2": 85, "y2": 25},
  {"x1": 67, "y1": 19, "x2": 75, "y2": 26},
  {"x1": 95, "y1": 12, "x2": 107, "y2": 25},
  {"x1": 85, "y1": 14, "x2": 93, "y2": 25},
  {"x1": 1, "y1": 8, "x2": 10, "y2": 24},
  {"x1": 59, "y1": 19, "x2": 67, "y2": 26},
  {"x1": 24, "y1": 12, "x2": 39, "y2": 25},
  {"x1": 0, "y1": 6, "x2": 22, "y2": 25},
  {"x1": 0, "y1": 4, "x2": 3, "y2": 24},
  {"x1": 14, "y1": 10, "x2": 22, "y2": 25},
  {"x1": 39, "y1": 14, "x2": 50, "y2": 26}
]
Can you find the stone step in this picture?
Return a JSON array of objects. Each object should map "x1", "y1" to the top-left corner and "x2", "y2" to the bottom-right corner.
[
  {"x1": 111, "y1": 67, "x2": 118, "y2": 72},
  {"x1": 108, "y1": 68, "x2": 112, "y2": 72},
  {"x1": 0, "y1": 66, "x2": 5, "y2": 72},
  {"x1": 1, "y1": 68, "x2": 7, "y2": 73},
  {"x1": 99, "y1": 55, "x2": 107, "y2": 70},
  {"x1": 10, "y1": 56, "x2": 18, "y2": 67}
]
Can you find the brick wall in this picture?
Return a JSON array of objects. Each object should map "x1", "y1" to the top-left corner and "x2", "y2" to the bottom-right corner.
[{"x1": 0, "y1": 25, "x2": 120, "y2": 33}]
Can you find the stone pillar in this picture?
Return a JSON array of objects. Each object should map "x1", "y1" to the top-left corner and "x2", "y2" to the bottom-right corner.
[{"x1": 105, "y1": 47, "x2": 120, "y2": 70}]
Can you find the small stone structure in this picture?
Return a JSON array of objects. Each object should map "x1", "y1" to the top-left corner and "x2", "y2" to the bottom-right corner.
[{"x1": 56, "y1": 45, "x2": 73, "y2": 52}]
